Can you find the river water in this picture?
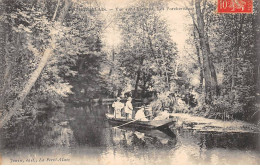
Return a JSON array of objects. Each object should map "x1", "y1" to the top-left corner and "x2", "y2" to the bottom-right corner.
[{"x1": 2, "y1": 103, "x2": 260, "y2": 164}]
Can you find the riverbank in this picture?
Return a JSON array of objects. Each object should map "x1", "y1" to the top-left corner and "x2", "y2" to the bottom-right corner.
[{"x1": 170, "y1": 113, "x2": 260, "y2": 133}]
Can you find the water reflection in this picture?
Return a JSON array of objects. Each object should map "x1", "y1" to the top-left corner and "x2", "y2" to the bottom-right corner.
[
  {"x1": 170, "y1": 129, "x2": 260, "y2": 164},
  {"x1": 66, "y1": 104, "x2": 259, "y2": 164},
  {"x1": 2, "y1": 104, "x2": 260, "y2": 164},
  {"x1": 108, "y1": 128, "x2": 177, "y2": 149}
]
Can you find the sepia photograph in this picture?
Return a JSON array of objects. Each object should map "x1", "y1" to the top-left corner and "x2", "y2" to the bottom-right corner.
[{"x1": 0, "y1": 0, "x2": 259, "y2": 165}]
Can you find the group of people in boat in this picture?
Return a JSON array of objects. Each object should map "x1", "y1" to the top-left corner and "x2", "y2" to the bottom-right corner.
[{"x1": 112, "y1": 97, "x2": 170, "y2": 121}]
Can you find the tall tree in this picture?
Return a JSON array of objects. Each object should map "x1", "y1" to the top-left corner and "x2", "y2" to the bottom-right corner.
[
  {"x1": 0, "y1": 0, "x2": 72, "y2": 127},
  {"x1": 192, "y1": 0, "x2": 218, "y2": 103},
  {"x1": 116, "y1": 2, "x2": 178, "y2": 98}
]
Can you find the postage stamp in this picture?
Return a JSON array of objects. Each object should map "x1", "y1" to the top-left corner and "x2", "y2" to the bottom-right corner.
[{"x1": 217, "y1": 0, "x2": 253, "y2": 13}]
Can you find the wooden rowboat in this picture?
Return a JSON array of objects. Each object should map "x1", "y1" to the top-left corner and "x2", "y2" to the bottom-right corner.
[{"x1": 105, "y1": 113, "x2": 176, "y2": 129}]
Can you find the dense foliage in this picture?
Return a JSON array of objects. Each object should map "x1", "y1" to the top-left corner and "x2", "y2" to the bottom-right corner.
[
  {"x1": 0, "y1": 0, "x2": 105, "y2": 147},
  {"x1": 186, "y1": 0, "x2": 260, "y2": 122},
  {"x1": 0, "y1": 0, "x2": 259, "y2": 148},
  {"x1": 104, "y1": 0, "x2": 259, "y2": 123}
]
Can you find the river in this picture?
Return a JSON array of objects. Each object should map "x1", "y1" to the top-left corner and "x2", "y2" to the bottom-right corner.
[{"x1": 2, "y1": 103, "x2": 260, "y2": 164}]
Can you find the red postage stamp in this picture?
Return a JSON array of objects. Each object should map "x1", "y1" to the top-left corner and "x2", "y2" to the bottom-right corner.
[{"x1": 217, "y1": 0, "x2": 253, "y2": 13}]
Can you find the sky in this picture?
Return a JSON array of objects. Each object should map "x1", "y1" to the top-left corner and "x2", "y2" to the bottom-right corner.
[{"x1": 99, "y1": 0, "x2": 194, "y2": 58}]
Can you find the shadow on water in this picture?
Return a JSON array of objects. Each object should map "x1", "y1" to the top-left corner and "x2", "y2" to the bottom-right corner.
[
  {"x1": 67, "y1": 103, "x2": 177, "y2": 148},
  {"x1": 2, "y1": 103, "x2": 259, "y2": 164},
  {"x1": 67, "y1": 104, "x2": 108, "y2": 147},
  {"x1": 199, "y1": 131, "x2": 260, "y2": 150},
  {"x1": 65, "y1": 103, "x2": 260, "y2": 164}
]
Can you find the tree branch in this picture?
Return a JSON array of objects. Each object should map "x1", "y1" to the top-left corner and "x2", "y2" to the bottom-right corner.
[
  {"x1": 52, "y1": 0, "x2": 61, "y2": 21},
  {"x1": 184, "y1": 1, "x2": 200, "y2": 33}
]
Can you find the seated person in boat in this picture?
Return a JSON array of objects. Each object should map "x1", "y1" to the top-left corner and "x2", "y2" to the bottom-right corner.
[
  {"x1": 153, "y1": 108, "x2": 170, "y2": 120},
  {"x1": 112, "y1": 97, "x2": 124, "y2": 118},
  {"x1": 144, "y1": 104, "x2": 153, "y2": 120},
  {"x1": 124, "y1": 97, "x2": 133, "y2": 120},
  {"x1": 135, "y1": 105, "x2": 149, "y2": 121}
]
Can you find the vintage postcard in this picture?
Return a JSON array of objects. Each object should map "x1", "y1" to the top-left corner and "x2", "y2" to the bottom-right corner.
[{"x1": 0, "y1": 0, "x2": 259, "y2": 165}]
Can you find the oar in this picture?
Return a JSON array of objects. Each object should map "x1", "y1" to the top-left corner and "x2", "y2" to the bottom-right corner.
[{"x1": 112, "y1": 114, "x2": 153, "y2": 129}]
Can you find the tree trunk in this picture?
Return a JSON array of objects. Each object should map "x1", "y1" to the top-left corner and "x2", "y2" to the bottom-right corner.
[
  {"x1": 231, "y1": 14, "x2": 245, "y2": 92},
  {"x1": 162, "y1": 51, "x2": 170, "y2": 89},
  {"x1": 253, "y1": 2, "x2": 260, "y2": 103},
  {"x1": 165, "y1": 69, "x2": 169, "y2": 89},
  {"x1": 134, "y1": 57, "x2": 144, "y2": 98},
  {"x1": 193, "y1": 26, "x2": 203, "y2": 92},
  {"x1": 0, "y1": 4, "x2": 7, "y2": 111},
  {"x1": 0, "y1": 34, "x2": 15, "y2": 110},
  {"x1": 142, "y1": 72, "x2": 146, "y2": 95},
  {"x1": 0, "y1": 0, "x2": 72, "y2": 127},
  {"x1": 52, "y1": 0, "x2": 61, "y2": 21},
  {"x1": 175, "y1": 61, "x2": 179, "y2": 76},
  {"x1": 134, "y1": 70, "x2": 141, "y2": 98},
  {"x1": 109, "y1": 48, "x2": 115, "y2": 76},
  {"x1": 147, "y1": 34, "x2": 160, "y2": 73},
  {"x1": 195, "y1": 0, "x2": 218, "y2": 103}
]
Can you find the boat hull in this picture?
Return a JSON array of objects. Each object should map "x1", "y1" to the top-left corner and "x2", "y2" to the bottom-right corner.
[{"x1": 105, "y1": 113, "x2": 175, "y2": 129}]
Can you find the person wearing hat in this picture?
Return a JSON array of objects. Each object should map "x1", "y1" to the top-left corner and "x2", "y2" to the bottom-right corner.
[
  {"x1": 112, "y1": 97, "x2": 124, "y2": 118},
  {"x1": 135, "y1": 105, "x2": 149, "y2": 121},
  {"x1": 124, "y1": 97, "x2": 133, "y2": 120}
]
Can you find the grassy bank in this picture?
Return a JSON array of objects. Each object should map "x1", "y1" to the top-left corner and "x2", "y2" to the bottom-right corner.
[{"x1": 170, "y1": 113, "x2": 260, "y2": 133}]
